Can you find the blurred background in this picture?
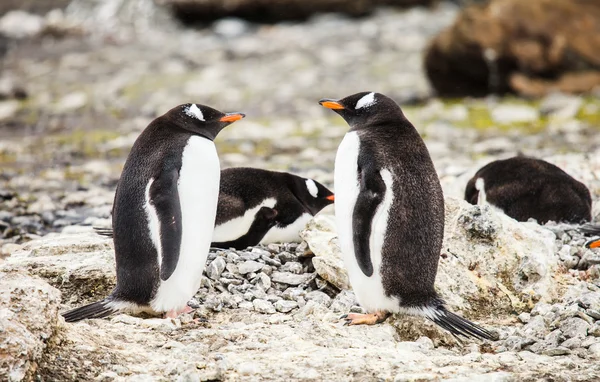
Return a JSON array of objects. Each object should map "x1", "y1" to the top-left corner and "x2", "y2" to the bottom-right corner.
[{"x1": 0, "y1": 0, "x2": 599, "y2": 250}]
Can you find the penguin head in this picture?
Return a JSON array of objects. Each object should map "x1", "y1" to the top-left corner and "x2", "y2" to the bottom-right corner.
[
  {"x1": 167, "y1": 103, "x2": 245, "y2": 140},
  {"x1": 291, "y1": 176, "x2": 335, "y2": 215},
  {"x1": 319, "y1": 92, "x2": 402, "y2": 129}
]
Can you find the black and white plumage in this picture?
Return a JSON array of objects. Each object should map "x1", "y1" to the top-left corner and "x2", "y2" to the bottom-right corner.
[
  {"x1": 465, "y1": 156, "x2": 592, "y2": 224},
  {"x1": 94, "y1": 168, "x2": 334, "y2": 250},
  {"x1": 321, "y1": 92, "x2": 493, "y2": 340},
  {"x1": 62, "y1": 103, "x2": 245, "y2": 322}
]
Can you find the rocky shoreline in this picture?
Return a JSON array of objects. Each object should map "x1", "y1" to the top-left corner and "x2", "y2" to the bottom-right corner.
[{"x1": 1, "y1": 0, "x2": 600, "y2": 380}]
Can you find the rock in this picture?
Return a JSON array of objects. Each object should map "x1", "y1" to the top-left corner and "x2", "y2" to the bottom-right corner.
[
  {"x1": 518, "y1": 313, "x2": 531, "y2": 324},
  {"x1": 1, "y1": 232, "x2": 115, "y2": 304},
  {"x1": 274, "y1": 300, "x2": 298, "y2": 313},
  {"x1": 252, "y1": 299, "x2": 276, "y2": 314},
  {"x1": 589, "y1": 343, "x2": 600, "y2": 358},
  {"x1": 425, "y1": 0, "x2": 600, "y2": 97},
  {"x1": 54, "y1": 92, "x2": 88, "y2": 113},
  {"x1": 559, "y1": 317, "x2": 590, "y2": 339},
  {"x1": 0, "y1": 270, "x2": 61, "y2": 381},
  {"x1": 158, "y1": 0, "x2": 371, "y2": 23},
  {"x1": 540, "y1": 93, "x2": 583, "y2": 119},
  {"x1": 0, "y1": 11, "x2": 44, "y2": 39},
  {"x1": 206, "y1": 257, "x2": 226, "y2": 281},
  {"x1": 280, "y1": 261, "x2": 303, "y2": 274},
  {"x1": 542, "y1": 347, "x2": 571, "y2": 357},
  {"x1": 0, "y1": 100, "x2": 19, "y2": 120},
  {"x1": 271, "y1": 271, "x2": 313, "y2": 286},
  {"x1": 238, "y1": 260, "x2": 264, "y2": 275},
  {"x1": 491, "y1": 105, "x2": 539, "y2": 124},
  {"x1": 212, "y1": 18, "x2": 251, "y2": 39},
  {"x1": 329, "y1": 290, "x2": 356, "y2": 313},
  {"x1": 305, "y1": 290, "x2": 332, "y2": 307},
  {"x1": 300, "y1": 215, "x2": 350, "y2": 290},
  {"x1": 439, "y1": 198, "x2": 557, "y2": 315}
]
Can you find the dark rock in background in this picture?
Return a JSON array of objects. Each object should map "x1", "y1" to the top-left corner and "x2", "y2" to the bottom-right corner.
[
  {"x1": 424, "y1": 0, "x2": 600, "y2": 97},
  {"x1": 157, "y1": 0, "x2": 438, "y2": 23}
]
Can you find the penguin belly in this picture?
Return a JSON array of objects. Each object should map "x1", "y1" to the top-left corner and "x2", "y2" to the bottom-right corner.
[
  {"x1": 150, "y1": 136, "x2": 220, "y2": 312},
  {"x1": 259, "y1": 213, "x2": 312, "y2": 244},
  {"x1": 334, "y1": 132, "x2": 399, "y2": 313},
  {"x1": 212, "y1": 198, "x2": 277, "y2": 242}
]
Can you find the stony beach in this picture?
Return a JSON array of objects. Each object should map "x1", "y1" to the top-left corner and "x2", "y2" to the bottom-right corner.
[{"x1": 1, "y1": 0, "x2": 600, "y2": 380}]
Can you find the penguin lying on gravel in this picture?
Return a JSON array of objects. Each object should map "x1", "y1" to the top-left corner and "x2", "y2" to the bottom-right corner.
[
  {"x1": 321, "y1": 91, "x2": 494, "y2": 340},
  {"x1": 95, "y1": 168, "x2": 335, "y2": 249},
  {"x1": 62, "y1": 103, "x2": 245, "y2": 322},
  {"x1": 465, "y1": 156, "x2": 592, "y2": 224},
  {"x1": 465, "y1": 156, "x2": 600, "y2": 243}
]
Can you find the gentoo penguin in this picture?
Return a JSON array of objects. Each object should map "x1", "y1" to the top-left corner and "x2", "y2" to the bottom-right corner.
[
  {"x1": 465, "y1": 156, "x2": 592, "y2": 224},
  {"x1": 321, "y1": 91, "x2": 493, "y2": 340},
  {"x1": 212, "y1": 168, "x2": 334, "y2": 248},
  {"x1": 95, "y1": 168, "x2": 335, "y2": 250},
  {"x1": 62, "y1": 103, "x2": 245, "y2": 322}
]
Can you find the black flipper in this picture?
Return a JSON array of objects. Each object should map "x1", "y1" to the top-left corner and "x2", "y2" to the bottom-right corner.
[
  {"x1": 94, "y1": 227, "x2": 114, "y2": 238},
  {"x1": 212, "y1": 207, "x2": 278, "y2": 250},
  {"x1": 352, "y1": 164, "x2": 386, "y2": 277},
  {"x1": 424, "y1": 305, "x2": 495, "y2": 340},
  {"x1": 61, "y1": 299, "x2": 116, "y2": 322},
  {"x1": 149, "y1": 169, "x2": 182, "y2": 281}
]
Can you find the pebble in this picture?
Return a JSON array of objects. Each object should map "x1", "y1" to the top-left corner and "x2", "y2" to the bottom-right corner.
[
  {"x1": 271, "y1": 271, "x2": 312, "y2": 286},
  {"x1": 253, "y1": 299, "x2": 276, "y2": 314},
  {"x1": 542, "y1": 347, "x2": 571, "y2": 356},
  {"x1": 206, "y1": 257, "x2": 226, "y2": 280},
  {"x1": 275, "y1": 300, "x2": 298, "y2": 313},
  {"x1": 589, "y1": 343, "x2": 600, "y2": 358},
  {"x1": 238, "y1": 260, "x2": 264, "y2": 275},
  {"x1": 559, "y1": 317, "x2": 590, "y2": 339},
  {"x1": 305, "y1": 290, "x2": 332, "y2": 307}
]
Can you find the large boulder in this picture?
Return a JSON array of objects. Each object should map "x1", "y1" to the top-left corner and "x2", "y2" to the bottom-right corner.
[
  {"x1": 0, "y1": 270, "x2": 62, "y2": 382},
  {"x1": 302, "y1": 197, "x2": 559, "y2": 320},
  {"x1": 425, "y1": 0, "x2": 600, "y2": 97},
  {"x1": 2, "y1": 230, "x2": 115, "y2": 306},
  {"x1": 156, "y1": 0, "x2": 436, "y2": 23}
]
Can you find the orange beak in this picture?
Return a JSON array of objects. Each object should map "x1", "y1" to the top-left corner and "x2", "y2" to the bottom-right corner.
[
  {"x1": 219, "y1": 113, "x2": 245, "y2": 123},
  {"x1": 319, "y1": 99, "x2": 345, "y2": 110},
  {"x1": 326, "y1": 195, "x2": 335, "y2": 201},
  {"x1": 587, "y1": 239, "x2": 600, "y2": 249}
]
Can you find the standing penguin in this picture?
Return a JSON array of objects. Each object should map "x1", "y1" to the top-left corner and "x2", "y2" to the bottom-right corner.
[
  {"x1": 62, "y1": 103, "x2": 245, "y2": 322},
  {"x1": 95, "y1": 168, "x2": 335, "y2": 250},
  {"x1": 320, "y1": 92, "x2": 493, "y2": 340}
]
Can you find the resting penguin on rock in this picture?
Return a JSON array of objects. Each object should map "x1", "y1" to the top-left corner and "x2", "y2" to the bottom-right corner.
[
  {"x1": 95, "y1": 168, "x2": 335, "y2": 249},
  {"x1": 320, "y1": 91, "x2": 494, "y2": 340},
  {"x1": 465, "y1": 156, "x2": 593, "y2": 224},
  {"x1": 62, "y1": 103, "x2": 245, "y2": 322}
]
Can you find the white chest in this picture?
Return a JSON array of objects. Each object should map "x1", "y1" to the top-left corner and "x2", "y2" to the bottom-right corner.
[
  {"x1": 334, "y1": 132, "x2": 399, "y2": 313},
  {"x1": 151, "y1": 136, "x2": 220, "y2": 312}
]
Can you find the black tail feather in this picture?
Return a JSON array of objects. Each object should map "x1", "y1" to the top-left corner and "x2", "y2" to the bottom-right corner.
[
  {"x1": 580, "y1": 223, "x2": 600, "y2": 236},
  {"x1": 94, "y1": 227, "x2": 114, "y2": 238},
  {"x1": 62, "y1": 299, "x2": 116, "y2": 322},
  {"x1": 425, "y1": 306, "x2": 495, "y2": 341}
]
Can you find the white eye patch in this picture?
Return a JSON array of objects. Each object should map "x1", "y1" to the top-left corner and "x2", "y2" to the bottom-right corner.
[
  {"x1": 185, "y1": 104, "x2": 205, "y2": 121},
  {"x1": 305, "y1": 179, "x2": 319, "y2": 198},
  {"x1": 355, "y1": 92, "x2": 376, "y2": 110}
]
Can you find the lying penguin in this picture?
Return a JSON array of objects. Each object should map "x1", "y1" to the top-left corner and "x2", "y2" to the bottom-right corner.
[
  {"x1": 321, "y1": 91, "x2": 494, "y2": 340},
  {"x1": 62, "y1": 103, "x2": 244, "y2": 322},
  {"x1": 465, "y1": 156, "x2": 592, "y2": 224},
  {"x1": 95, "y1": 168, "x2": 335, "y2": 249},
  {"x1": 465, "y1": 156, "x2": 600, "y2": 243}
]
